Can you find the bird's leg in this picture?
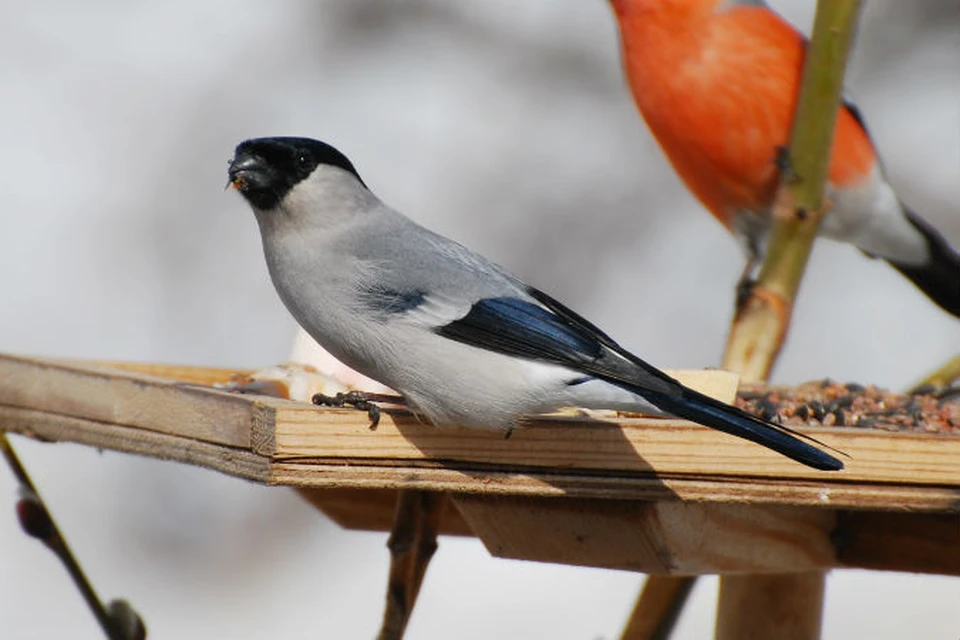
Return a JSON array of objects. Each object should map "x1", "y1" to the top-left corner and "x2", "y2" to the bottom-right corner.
[
  {"x1": 731, "y1": 211, "x2": 766, "y2": 313},
  {"x1": 311, "y1": 391, "x2": 405, "y2": 430},
  {"x1": 735, "y1": 255, "x2": 759, "y2": 313},
  {"x1": 774, "y1": 145, "x2": 794, "y2": 180},
  {"x1": 377, "y1": 491, "x2": 447, "y2": 640}
]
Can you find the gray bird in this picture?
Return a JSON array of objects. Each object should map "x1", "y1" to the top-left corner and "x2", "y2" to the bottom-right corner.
[{"x1": 228, "y1": 136, "x2": 842, "y2": 471}]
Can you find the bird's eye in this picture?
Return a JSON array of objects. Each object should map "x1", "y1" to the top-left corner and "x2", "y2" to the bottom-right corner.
[{"x1": 297, "y1": 153, "x2": 309, "y2": 166}]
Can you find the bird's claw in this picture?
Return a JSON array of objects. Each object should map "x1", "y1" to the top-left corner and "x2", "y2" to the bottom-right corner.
[{"x1": 312, "y1": 391, "x2": 382, "y2": 430}]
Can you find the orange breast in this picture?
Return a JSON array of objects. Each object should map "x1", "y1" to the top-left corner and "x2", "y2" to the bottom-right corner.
[{"x1": 617, "y1": 5, "x2": 876, "y2": 228}]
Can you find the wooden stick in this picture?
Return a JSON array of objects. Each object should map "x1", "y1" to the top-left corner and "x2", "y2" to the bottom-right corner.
[
  {"x1": 377, "y1": 491, "x2": 421, "y2": 640},
  {"x1": 408, "y1": 492, "x2": 446, "y2": 607},
  {"x1": 620, "y1": 577, "x2": 695, "y2": 640},
  {"x1": 376, "y1": 491, "x2": 446, "y2": 640}
]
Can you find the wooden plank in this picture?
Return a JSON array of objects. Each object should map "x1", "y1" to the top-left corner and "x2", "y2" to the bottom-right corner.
[
  {"x1": 270, "y1": 462, "x2": 960, "y2": 512},
  {"x1": 286, "y1": 491, "x2": 960, "y2": 576},
  {"x1": 0, "y1": 405, "x2": 269, "y2": 482},
  {"x1": 0, "y1": 355, "x2": 287, "y2": 448},
  {"x1": 86, "y1": 362, "x2": 736, "y2": 403},
  {"x1": 265, "y1": 407, "x2": 960, "y2": 485},
  {"x1": 453, "y1": 496, "x2": 836, "y2": 574},
  {"x1": 291, "y1": 489, "x2": 960, "y2": 576},
  {"x1": 835, "y1": 511, "x2": 960, "y2": 575},
  {"x1": 3, "y1": 406, "x2": 958, "y2": 512},
  {"x1": 4, "y1": 355, "x2": 959, "y2": 486},
  {"x1": 294, "y1": 487, "x2": 473, "y2": 536},
  {"x1": 83, "y1": 360, "x2": 250, "y2": 386},
  {"x1": 2, "y1": 356, "x2": 959, "y2": 507}
]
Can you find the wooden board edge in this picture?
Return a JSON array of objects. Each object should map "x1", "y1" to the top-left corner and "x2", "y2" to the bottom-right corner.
[
  {"x1": 0, "y1": 354, "x2": 303, "y2": 451},
  {"x1": 0, "y1": 405, "x2": 271, "y2": 483},
  {"x1": 266, "y1": 461, "x2": 960, "y2": 513},
  {"x1": 266, "y1": 406, "x2": 960, "y2": 486}
]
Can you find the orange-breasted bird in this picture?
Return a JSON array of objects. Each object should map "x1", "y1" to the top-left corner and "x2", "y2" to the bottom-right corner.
[{"x1": 609, "y1": 0, "x2": 959, "y2": 317}]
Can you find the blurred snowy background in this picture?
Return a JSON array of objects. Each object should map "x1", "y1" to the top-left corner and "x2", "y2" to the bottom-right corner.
[{"x1": 1, "y1": 1, "x2": 958, "y2": 637}]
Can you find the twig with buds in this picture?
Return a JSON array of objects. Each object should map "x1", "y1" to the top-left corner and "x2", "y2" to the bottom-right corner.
[{"x1": 1, "y1": 432, "x2": 146, "y2": 640}]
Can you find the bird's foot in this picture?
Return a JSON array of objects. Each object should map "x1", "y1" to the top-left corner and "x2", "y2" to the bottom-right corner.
[{"x1": 313, "y1": 390, "x2": 383, "y2": 430}]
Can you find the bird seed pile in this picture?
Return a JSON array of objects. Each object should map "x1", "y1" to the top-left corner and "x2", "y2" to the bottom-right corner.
[{"x1": 736, "y1": 380, "x2": 960, "y2": 435}]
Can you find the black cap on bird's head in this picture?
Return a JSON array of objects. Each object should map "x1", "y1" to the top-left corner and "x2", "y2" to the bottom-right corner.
[{"x1": 228, "y1": 137, "x2": 366, "y2": 210}]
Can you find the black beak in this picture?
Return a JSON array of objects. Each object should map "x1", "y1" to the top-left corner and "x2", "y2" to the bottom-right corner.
[{"x1": 227, "y1": 153, "x2": 268, "y2": 192}]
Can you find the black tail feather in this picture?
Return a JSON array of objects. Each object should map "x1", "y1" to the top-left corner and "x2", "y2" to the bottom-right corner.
[
  {"x1": 887, "y1": 206, "x2": 960, "y2": 318},
  {"x1": 641, "y1": 386, "x2": 845, "y2": 471},
  {"x1": 512, "y1": 286, "x2": 846, "y2": 470}
]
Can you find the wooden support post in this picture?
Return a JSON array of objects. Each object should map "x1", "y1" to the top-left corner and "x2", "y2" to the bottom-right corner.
[{"x1": 715, "y1": 573, "x2": 825, "y2": 640}]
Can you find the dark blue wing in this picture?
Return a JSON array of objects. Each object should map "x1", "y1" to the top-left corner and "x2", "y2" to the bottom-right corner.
[
  {"x1": 436, "y1": 287, "x2": 678, "y2": 397},
  {"x1": 435, "y1": 295, "x2": 603, "y2": 364}
]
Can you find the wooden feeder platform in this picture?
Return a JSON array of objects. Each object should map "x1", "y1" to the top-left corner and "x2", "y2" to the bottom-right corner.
[{"x1": 1, "y1": 354, "x2": 957, "y2": 637}]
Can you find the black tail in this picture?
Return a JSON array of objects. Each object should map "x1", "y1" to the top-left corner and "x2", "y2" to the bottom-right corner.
[
  {"x1": 641, "y1": 385, "x2": 844, "y2": 471},
  {"x1": 887, "y1": 206, "x2": 960, "y2": 318},
  {"x1": 512, "y1": 287, "x2": 845, "y2": 470}
]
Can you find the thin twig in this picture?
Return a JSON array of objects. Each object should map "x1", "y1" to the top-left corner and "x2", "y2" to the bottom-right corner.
[
  {"x1": 407, "y1": 492, "x2": 446, "y2": 610},
  {"x1": 377, "y1": 490, "x2": 446, "y2": 640},
  {"x1": 377, "y1": 490, "x2": 421, "y2": 640},
  {"x1": 1, "y1": 431, "x2": 135, "y2": 640}
]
